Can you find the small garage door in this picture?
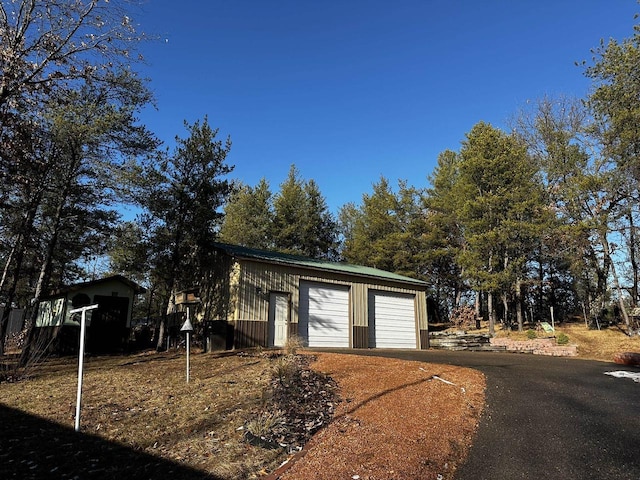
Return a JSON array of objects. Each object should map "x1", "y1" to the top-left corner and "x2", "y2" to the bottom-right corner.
[
  {"x1": 299, "y1": 282, "x2": 350, "y2": 347},
  {"x1": 369, "y1": 291, "x2": 417, "y2": 349}
]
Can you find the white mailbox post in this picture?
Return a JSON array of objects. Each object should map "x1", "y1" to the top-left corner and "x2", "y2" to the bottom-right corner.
[{"x1": 70, "y1": 303, "x2": 99, "y2": 432}]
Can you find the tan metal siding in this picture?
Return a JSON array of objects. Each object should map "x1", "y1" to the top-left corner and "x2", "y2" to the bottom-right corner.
[
  {"x1": 228, "y1": 257, "x2": 428, "y2": 348},
  {"x1": 236, "y1": 261, "x2": 363, "y2": 324}
]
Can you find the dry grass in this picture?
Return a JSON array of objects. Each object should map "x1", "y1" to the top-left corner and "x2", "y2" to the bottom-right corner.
[
  {"x1": 558, "y1": 323, "x2": 640, "y2": 361},
  {"x1": 0, "y1": 350, "x2": 286, "y2": 479},
  {"x1": 493, "y1": 322, "x2": 640, "y2": 362},
  {"x1": 0, "y1": 349, "x2": 487, "y2": 480}
]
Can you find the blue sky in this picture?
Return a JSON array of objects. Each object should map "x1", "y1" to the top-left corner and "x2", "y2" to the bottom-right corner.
[{"x1": 133, "y1": 0, "x2": 639, "y2": 215}]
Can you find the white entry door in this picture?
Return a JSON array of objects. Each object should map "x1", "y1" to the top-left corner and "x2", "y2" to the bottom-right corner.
[{"x1": 269, "y1": 292, "x2": 289, "y2": 347}]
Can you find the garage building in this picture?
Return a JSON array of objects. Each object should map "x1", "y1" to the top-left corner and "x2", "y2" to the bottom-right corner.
[{"x1": 202, "y1": 243, "x2": 429, "y2": 350}]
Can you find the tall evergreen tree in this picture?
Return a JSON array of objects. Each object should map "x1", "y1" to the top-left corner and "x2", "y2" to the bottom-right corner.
[
  {"x1": 340, "y1": 177, "x2": 427, "y2": 279},
  {"x1": 340, "y1": 177, "x2": 401, "y2": 272},
  {"x1": 136, "y1": 117, "x2": 233, "y2": 350},
  {"x1": 272, "y1": 165, "x2": 338, "y2": 259},
  {"x1": 301, "y1": 179, "x2": 339, "y2": 260},
  {"x1": 0, "y1": 0, "x2": 153, "y2": 354},
  {"x1": 273, "y1": 165, "x2": 307, "y2": 255},
  {"x1": 423, "y1": 150, "x2": 468, "y2": 315},
  {"x1": 454, "y1": 122, "x2": 550, "y2": 334},
  {"x1": 1, "y1": 71, "x2": 156, "y2": 355},
  {"x1": 219, "y1": 179, "x2": 274, "y2": 249}
]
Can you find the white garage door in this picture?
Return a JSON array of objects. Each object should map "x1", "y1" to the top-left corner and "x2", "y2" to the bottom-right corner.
[
  {"x1": 299, "y1": 282, "x2": 350, "y2": 347},
  {"x1": 369, "y1": 292, "x2": 417, "y2": 349}
]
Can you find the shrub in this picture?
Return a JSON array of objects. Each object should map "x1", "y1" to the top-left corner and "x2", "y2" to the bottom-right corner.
[
  {"x1": 284, "y1": 335, "x2": 305, "y2": 355},
  {"x1": 245, "y1": 410, "x2": 285, "y2": 438},
  {"x1": 272, "y1": 354, "x2": 298, "y2": 386},
  {"x1": 526, "y1": 329, "x2": 537, "y2": 340},
  {"x1": 556, "y1": 333, "x2": 570, "y2": 345}
]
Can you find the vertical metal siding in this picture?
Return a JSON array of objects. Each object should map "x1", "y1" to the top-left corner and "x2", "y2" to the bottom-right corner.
[
  {"x1": 231, "y1": 258, "x2": 428, "y2": 348},
  {"x1": 353, "y1": 325, "x2": 369, "y2": 348}
]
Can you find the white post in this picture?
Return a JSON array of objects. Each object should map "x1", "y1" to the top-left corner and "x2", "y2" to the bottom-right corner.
[
  {"x1": 186, "y1": 307, "x2": 190, "y2": 383},
  {"x1": 180, "y1": 308, "x2": 194, "y2": 384},
  {"x1": 70, "y1": 304, "x2": 99, "y2": 432},
  {"x1": 550, "y1": 306, "x2": 555, "y2": 332}
]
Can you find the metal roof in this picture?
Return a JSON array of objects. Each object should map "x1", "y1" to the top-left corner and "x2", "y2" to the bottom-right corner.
[
  {"x1": 212, "y1": 242, "x2": 428, "y2": 288},
  {"x1": 44, "y1": 274, "x2": 146, "y2": 298}
]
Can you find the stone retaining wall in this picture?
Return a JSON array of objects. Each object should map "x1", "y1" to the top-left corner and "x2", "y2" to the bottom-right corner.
[
  {"x1": 428, "y1": 332, "x2": 493, "y2": 350},
  {"x1": 490, "y1": 337, "x2": 577, "y2": 357}
]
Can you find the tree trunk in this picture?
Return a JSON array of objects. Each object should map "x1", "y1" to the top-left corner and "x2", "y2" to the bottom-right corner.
[
  {"x1": 0, "y1": 206, "x2": 39, "y2": 355},
  {"x1": 19, "y1": 186, "x2": 69, "y2": 367},
  {"x1": 0, "y1": 243, "x2": 16, "y2": 295},
  {"x1": 156, "y1": 223, "x2": 186, "y2": 351},
  {"x1": 627, "y1": 209, "x2": 638, "y2": 307},
  {"x1": 156, "y1": 316, "x2": 167, "y2": 351},
  {"x1": 516, "y1": 279, "x2": 524, "y2": 332},
  {"x1": 156, "y1": 287, "x2": 173, "y2": 351},
  {"x1": 488, "y1": 291, "x2": 495, "y2": 336},
  {"x1": 538, "y1": 245, "x2": 544, "y2": 319},
  {"x1": 501, "y1": 292, "x2": 509, "y2": 329},
  {"x1": 475, "y1": 291, "x2": 482, "y2": 329},
  {"x1": 454, "y1": 288, "x2": 462, "y2": 308},
  {"x1": 601, "y1": 234, "x2": 632, "y2": 333}
]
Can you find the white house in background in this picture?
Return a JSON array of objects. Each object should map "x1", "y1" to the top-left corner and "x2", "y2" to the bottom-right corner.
[{"x1": 36, "y1": 275, "x2": 145, "y2": 353}]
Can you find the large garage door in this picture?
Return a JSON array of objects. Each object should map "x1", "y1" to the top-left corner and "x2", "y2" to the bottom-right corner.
[
  {"x1": 369, "y1": 292, "x2": 417, "y2": 349},
  {"x1": 299, "y1": 282, "x2": 350, "y2": 347}
]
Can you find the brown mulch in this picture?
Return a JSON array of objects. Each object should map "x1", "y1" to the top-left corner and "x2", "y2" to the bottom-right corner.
[
  {"x1": 246, "y1": 354, "x2": 339, "y2": 452},
  {"x1": 271, "y1": 353, "x2": 486, "y2": 480}
]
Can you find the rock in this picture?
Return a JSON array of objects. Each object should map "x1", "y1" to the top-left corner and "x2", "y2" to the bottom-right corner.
[{"x1": 613, "y1": 352, "x2": 640, "y2": 366}]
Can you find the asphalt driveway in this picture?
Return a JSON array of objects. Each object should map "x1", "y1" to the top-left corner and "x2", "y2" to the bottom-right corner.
[{"x1": 335, "y1": 349, "x2": 640, "y2": 480}]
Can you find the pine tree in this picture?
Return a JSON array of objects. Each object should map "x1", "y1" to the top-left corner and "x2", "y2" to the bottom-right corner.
[
  {"x1": 454, "y1": 122, "x2": 549, "y2": 334},
  {"x1": 340, "y1": 177, "x2": 427, "y2": 278},
  {"x1": 273, "y1": 165, "x2": 338, "y2": 259},
  {"x1": 136, "y1": 117, "x2": 234, "y2": 349},
  {"x1": 219, "y1": 179, "x2": 274, "y2": 249}
]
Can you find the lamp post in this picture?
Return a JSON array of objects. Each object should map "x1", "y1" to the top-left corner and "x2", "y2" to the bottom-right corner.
[
  {"x1": 70, "y1": 303, "x2": 99, "y2": 432},
  {"x1": 180, "y1": 308, "x2": 194, "y2": 383}
]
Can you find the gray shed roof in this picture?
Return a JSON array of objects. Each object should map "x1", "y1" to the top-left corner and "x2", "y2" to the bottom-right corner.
[
  {"x1": 212, "y1": 242, "x2": 428, "y2": 288},
  {"x1": 44, "y1": 275, "x2": 146, "y2": 298}
]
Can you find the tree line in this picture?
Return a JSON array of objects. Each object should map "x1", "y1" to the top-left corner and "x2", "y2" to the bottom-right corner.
[{"x1": 2, "y1": 1, "x2": 640, "y2": 356}]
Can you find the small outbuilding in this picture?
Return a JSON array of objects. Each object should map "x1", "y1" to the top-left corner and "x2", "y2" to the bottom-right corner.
[
  {"x1": 202, "y1": 243, "x2": 429, "y2": 350},
  {"x1": 35, "y1": 275, "x2": 146, "y2": 353}
]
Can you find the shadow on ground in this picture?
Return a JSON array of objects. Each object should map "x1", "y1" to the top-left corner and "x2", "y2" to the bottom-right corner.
[{"x1": 0, "y1": 404, "x2": 221, "y2": 480}]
